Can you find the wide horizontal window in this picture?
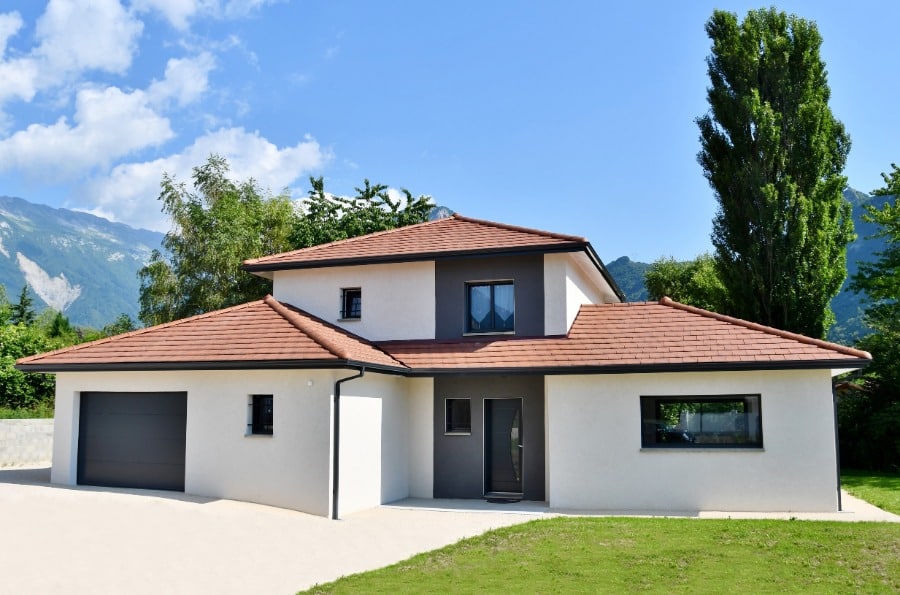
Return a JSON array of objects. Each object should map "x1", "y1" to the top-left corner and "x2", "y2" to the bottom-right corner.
[
  {"x1": 467, "y1": 281, "x2": 514, "y2": 333},
  {"x1": 640, "y1": 395, "x2": 762, "y2": 448}
]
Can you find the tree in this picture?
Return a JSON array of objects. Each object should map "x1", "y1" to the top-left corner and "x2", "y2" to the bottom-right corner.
[
  {"x1": 290, "y1": 177, "x2": 433, "y2": 248},
  {"x1": 139, "y1": 155, "x2": 434, "y2": 326},
  {"x1": 644, "y1": 253, "x2": 728, "y2": 312},
  {"x1": 697, "y1": 8, "x2": 854, "y2": 339},
  {"x1": 102, "y1": 314, "x2": 138, "y2": 337},
  {"x1": 139, "y1": 155, "x2": 298, "y2": 326},
  {"x1": 10, "y1": 285, "x2": 35, "y2": 326},
  {"x1": 840, "y1": 165, "x2": 900, "y2": 470}
]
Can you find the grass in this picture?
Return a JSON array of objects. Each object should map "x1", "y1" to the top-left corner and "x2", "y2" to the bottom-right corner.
[
  {"x1": 0, "y1": 402, "x2": 54, "y2": 419},
  {"x1": 842, "y1": 469, "x2": 900, "y2": 515},
  {"x1": 302, "y1": 517, "x2": 899, "y2": 594}
]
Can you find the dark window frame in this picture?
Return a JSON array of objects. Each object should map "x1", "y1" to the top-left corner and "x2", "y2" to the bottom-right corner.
[
  {"x1": 465, "y1": 280, "x2": 515, "y2": 334},
  {"x1": 249, "y1": 394, "x2": 274, "y2": 436},
  {"x1": 340, "y1": 287, "x2": 362, "y2": 320},
  {"x1": 445, "y1": 398, "x2": 472, "y2": 435},
  {"x1": 640, "y1": 394, "x2": 763, "y2": 449}
]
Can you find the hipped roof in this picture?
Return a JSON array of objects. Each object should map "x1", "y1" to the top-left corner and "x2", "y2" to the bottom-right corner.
[
  {"x1": 17, "y1": 297, "x2": 870, "y2": 374},
  {"x1": 244, "y1": 214, "x2": 588, "y2": 269}
]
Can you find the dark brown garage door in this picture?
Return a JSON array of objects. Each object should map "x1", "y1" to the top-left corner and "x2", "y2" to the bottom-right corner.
[{"x1": 78, "y1": 392, "x2": 187, "y2": 491}]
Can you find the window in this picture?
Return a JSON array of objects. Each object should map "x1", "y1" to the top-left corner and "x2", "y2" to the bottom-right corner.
[
  {"x1": 640, "y1": 395, "x2": 762, "y2": 448},
  {"x1": 249, "y1": 394, "x2": 274, "y2": 435},
  {"x1": 340, "y1": 288, "x2": 361, "y2": 319},
  {"x1": 466, "y1": 281, "x2": 514, "y2": 333},
  {"x1": 445, "y1": 398, "x2": 472, "y2": 434}
]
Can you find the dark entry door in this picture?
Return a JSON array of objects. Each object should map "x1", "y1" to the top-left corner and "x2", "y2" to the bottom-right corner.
[
  {"x1": 484, "y1": 398, "x2": 523, "y2": 495},
  {"x1": 78, "y1": 391, "x2": 187, "y2": 491}
]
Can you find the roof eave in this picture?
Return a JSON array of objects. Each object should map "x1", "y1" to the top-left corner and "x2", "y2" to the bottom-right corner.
[
  {"x1": 242, "y1": 243, "x2": 588, "y2": 274},
  {"x1": 400, "y1": 358, "x2": 871, "y2": 377},
  {"x1": 15, "y1": 359, "x2": 409, "y2": 375}
]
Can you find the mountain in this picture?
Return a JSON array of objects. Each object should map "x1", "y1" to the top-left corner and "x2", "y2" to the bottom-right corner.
[
  {"x1": 604, "y1": 187, "x2": 891, "y2": 343},
  {"x1": 605, "y1": 256, "x2": 650, "y2": 302},
  {"x1": 829, "y1": 187, "x2": 891, "y2": 343},
  {"x1": 0, "y1": 195, "x2": 163, "y2": 328}
]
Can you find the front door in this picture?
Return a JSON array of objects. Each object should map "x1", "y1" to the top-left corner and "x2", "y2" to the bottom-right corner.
[{"x1": 484, "y1": 398, "x2": 523, "y2": 496}]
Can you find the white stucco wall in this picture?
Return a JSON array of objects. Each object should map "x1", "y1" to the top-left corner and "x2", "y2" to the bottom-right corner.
[
  {"x1": 546, "y1": 369, "x2": 840, "y2": 512},
  {"x1": 53, "y1": 370, "x2": 435, "y2": 518},
  {"x1": 545, "y1": 253, "x2": 619, "y2": 335},
  {"x1": 53, "y1": 370, "x2": 335, "y2": 517},
  {"x1": 407, "y1": 377, "x2": 434, "y2": 499},
  {"x1": 338, "y1": 373, "x2": 405, "y2": 515},
  {"x1": 272, "y1": 261, "x2": 436, "y2": 341},
  {"x1": 543, "y1": 254, "x2": 568, "y2": 335}
]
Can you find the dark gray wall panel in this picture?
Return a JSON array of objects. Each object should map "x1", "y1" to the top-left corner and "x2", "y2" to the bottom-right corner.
[
  {"x1": 78, "y1": 391, "x2": 187, "y2": 491},
  {"x1": 433, "y1": 375, "x2": 545, "y2": 500},
  {"x1": 434, "y1": 255, "x2": 544, "y2": 339}
]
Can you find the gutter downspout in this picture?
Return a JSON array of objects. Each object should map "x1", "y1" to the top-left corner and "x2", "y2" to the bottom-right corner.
[
  {"x1": 332, "y1": 366, "x2": 365, "y2": 520},
  {"x1": 832, "y1": 384, "x2": 842, "y2": 512}
]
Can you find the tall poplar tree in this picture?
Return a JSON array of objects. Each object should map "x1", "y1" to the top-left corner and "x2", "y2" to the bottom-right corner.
[{"x1": 697, "y1": 8, "x2": 854, "y2": 338}]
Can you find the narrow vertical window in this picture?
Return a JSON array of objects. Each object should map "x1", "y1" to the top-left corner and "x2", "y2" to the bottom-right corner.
[
  {"x1": 341, "y1": 288, "x2": 362, "y2": 319},
  {"x1": 250, "y1": 394, "x2": 274, "y2": 435}
]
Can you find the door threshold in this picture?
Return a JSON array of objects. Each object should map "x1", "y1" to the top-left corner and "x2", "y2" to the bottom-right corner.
[{"x1": 484, "y1": 492, "x2": 523, "y2": 503}]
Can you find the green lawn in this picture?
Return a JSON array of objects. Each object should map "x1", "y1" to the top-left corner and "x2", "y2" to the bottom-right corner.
[
  {"x1": 842, "y1": 469, "x2": 900, "y2": 515},
  {"x1": 302, "y1": 517, "x2": 899, "y2": 594}
]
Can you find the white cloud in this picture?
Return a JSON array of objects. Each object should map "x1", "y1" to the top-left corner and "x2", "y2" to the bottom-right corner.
[
  {"x1": 133, "y1": 0, "x2": 282, "y2": 30},
  {"x1": 148, "y1": 52, "x2": 216, "y2": 107},
  {"x1": 82, "y1": 129, "x2": 330, "y2": 231},
  {"x1": 0, "y1": 11, "x2": 23, "y2": 57},
  {"x1": 0, "y1": 86, "x2": 174, "y2": 179},
  {"x1": 34, "y1": 0, "x2": 143, "y2": 79},
  {"x1": 0, "y1": 1, "x2": 143, "y2": 107}
]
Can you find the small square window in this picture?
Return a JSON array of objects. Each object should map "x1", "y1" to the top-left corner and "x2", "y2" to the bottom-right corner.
[
  {"x1": 249, "y1": 394, "x2": 273, "y2": 435},
  {"x1": 445, "y1": 398, "x2": 471, "y2": 434},
  {"x1": 341, "y1": 288, "x2": 361, "y2": 319}
]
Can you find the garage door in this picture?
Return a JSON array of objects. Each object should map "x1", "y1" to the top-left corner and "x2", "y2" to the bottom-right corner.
[{"x1": 77, "y1": 392, "x2": 187, "y2": 491}]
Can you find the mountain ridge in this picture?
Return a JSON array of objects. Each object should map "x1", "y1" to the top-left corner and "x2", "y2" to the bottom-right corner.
[{"x1": 0, "y1": 195, "x2": 164, "y2": 328}]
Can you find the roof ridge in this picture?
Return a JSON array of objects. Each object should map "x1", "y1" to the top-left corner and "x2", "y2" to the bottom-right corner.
[
  {"x1": 451, "y1": 213, "x2": 587, "y2": 243},
  {"x1": 16, "y1": 300, "x2": 265, "y2": 365},
  {"x1": 658, "y1": 297, "x2": 872, "y2": 360},
  {"x1": 263, "y1": 295, "x2": 352, "y2": 359},
  {"x1": 263, "y1": 295, "x2": 407, "y2": 368},
  {"x1": 243, "y1": 217, "x2": 448, "y2": 266}
]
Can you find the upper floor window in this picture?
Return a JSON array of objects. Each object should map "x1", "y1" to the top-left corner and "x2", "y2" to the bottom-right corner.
[
  {"x1": 640, "y1": 395, "x2": 762, "y2": 448},
  {"x1": 341, "y1": 288, "x2": 361, "y2": 319},
  {"x1": 467, "y1": 281, "x2": 514, "y2": 333}
]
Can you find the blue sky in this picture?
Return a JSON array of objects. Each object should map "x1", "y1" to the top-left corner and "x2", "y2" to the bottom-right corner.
[{"x1": 0, "y1": 1, "x2": 897, "y2": 262}]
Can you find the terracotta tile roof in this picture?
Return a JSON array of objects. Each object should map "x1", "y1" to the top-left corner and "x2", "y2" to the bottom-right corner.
[
  {"x1": 17, "y1": 297, "x2": 869, "y2": 374},
  {"x1": 376, "y1": 298, "x2": 871, "y2": 372},
  {"x1": 16, "y1": 296, "x2": 406, "y2": 371},
  {"x1": 242, "y1": 214, "x2": 588, "y2": 270}
]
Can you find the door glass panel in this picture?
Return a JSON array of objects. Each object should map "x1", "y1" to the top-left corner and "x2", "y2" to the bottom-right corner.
[{"x1": 510, "y1": 408, "x2": 521, "y2": 482}]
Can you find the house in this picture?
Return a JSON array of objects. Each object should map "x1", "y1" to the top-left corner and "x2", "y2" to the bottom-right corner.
[{"x1": 16, "y1": 214, "x2": 870, "y2": 518}]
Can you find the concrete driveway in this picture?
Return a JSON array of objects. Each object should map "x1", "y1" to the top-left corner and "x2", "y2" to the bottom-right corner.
[
  {"x1": 0, "y1": 467, "x2": 546, "y2": 595},
  {"x1": 2, "y1": 467, "x2": 896, "y2": 594}
]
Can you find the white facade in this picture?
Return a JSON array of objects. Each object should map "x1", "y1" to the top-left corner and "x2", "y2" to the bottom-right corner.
[
  {"x1": 52, "y1": 365, "x2": 843, "y2": 516},
  {"x1": 272, "y1": 261, "x2": 437, "y2": 341},
  {"x1": 544, "y1": 252, "x2": 619, "y2": 335},
  {"x1": 52, "y1": 370, "x2": 434, "y2": 517},
  {"x1": 545, "y1": 369, "x2": 839, "y2": 512}
]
